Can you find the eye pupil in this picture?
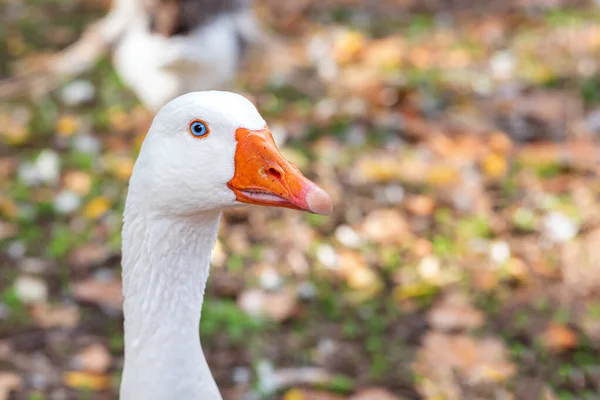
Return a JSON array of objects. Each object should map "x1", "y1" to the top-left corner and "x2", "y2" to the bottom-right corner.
[{"x1": 190, "y1": 121, "x2": 208, "y2": 137}]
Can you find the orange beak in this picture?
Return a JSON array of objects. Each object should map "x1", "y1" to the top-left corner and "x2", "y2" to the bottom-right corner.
[{"x1": 227, "y1": 126, "x2": 333, "y2": 215}]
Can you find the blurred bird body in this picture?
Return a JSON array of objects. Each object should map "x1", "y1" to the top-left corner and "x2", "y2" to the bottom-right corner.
[
  {"x1": 114, "y1": 9, "x2": 249, "y2": 109},
  {"x1": 0, "y1": 0, "x2": 261, "y2": 111}
]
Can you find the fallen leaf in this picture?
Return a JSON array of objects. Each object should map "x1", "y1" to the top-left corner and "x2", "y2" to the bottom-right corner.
[
  {"x1": 283, "y1": 388, "x2": 345, "y2": 400},
  {"x1": 63, "y1": 371, "x2": 111, "y2": 391},
  {"x1": 55, "y1": 115, "x2": 80, "y2": 137},
  {"x1": 360, "y1": 209, "x2": 411, "y2": 245},
  {"x1": 482, "y1": 153, "x2": 508, "y2": 178},
  {"x1": 393, "y1": 282, "x2": 439, "y2": 301},
  {"x1": 426, "y1": 164, "x2": 460, "y2": 186},
  {"x1": 72, "y1": 279, "x2": 123, "y2": 310},
  {"x1": 74, "y1": 343, "x2": 112, "y2": 373},
  {"x1": 83, "y1": 197, "x2": 111, "y2": 220},
  {"x1": 517, "y1": 141, "x2": 599, "y2": 171},
  {"x1": 30, "y1": 303, "x2": 80, "y2": 329},
  {"x1": 0, "y1": 197, "x2": 18, "y2": 219},
  {"x1": 333, "y1": 29, "x2": 366, "y2": 65},
  {"x1": 63, "y1": 170, "x2": 92, "y2": 196},
  {"x1": 488, "y1": 131, "x2": 512, "y2": 154},
  {"x1": 541, "y1": 323, "x2": 578, "y2": 352},
  {"x1": 237, "y1": 289, "x2": 297, "y2": 322},
  {"x1": 0, "y1": 372, "x2": 21, "y2": 400},
  {"x1": 105, "y1": 155, "x2": 134, "y2": 181},
  {"x1": 349, "y1": 387, "x2": 400, "y2": 400},
  {"x1": 413, "y1": 332, "x2": 516, "y2": 399},
  {"x1": 427, "y1": 292, "x2": 484, "y2": 332},
  {"x1": 362, "y1": 37, "x2": 404, "y2": 70},
  {"x1": 405, "y1": 195, "x2": 435, "y2": 216},
  {"x1": 561, "y1": 228, "x2": 600, "y2": 296},
  {"x1": 0, "y1": 157, "x2": 17, "y2": 180},
  {"x1": 0, "y1": 222, "x2": 17, "y2": 241},
  {"x1": 0, "y1": 112, "x2": 29, "y2": 145},
  {"x1": 69, "y1": 244, "x2": 109, "y2": 269}
]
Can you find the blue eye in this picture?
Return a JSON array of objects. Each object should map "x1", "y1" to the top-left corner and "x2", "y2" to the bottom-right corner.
[{"x1": 189, "y1": 120, "x2": 209, "y2": 138}]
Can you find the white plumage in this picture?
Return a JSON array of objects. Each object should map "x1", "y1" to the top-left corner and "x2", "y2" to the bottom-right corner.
[{"x1": 120, "y1": 91, "x2": 331, "y2": 399}]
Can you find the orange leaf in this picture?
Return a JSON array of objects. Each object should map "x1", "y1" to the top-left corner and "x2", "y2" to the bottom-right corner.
[
  {"x1": 542, "y1": 323, "x2": 578, "y2": 352},
  {"x1": 63, "y1": 371, "x2": 111, "y2": 391}
]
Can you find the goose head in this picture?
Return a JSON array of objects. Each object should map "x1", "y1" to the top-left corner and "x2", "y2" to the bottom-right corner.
[{"x1": 128, "y1": 91, "x2": 333, "y2": 216}]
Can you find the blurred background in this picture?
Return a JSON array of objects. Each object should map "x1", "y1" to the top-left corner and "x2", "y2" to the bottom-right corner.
[{"x1": 0, "y1": 0, "x2": 599, "y2": 399}]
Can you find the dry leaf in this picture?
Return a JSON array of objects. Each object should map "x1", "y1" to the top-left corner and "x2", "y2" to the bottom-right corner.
[
  {"x1": 349, "y1": 388, "x2": 400, "y2": 400},
  {"x1": 72, "y1": 279, "x2": 123, "y2": 310},
  {"x1": 361, "y1": 209, "x2": 411, "y2": 245},
  {"x1": 405, "y1": 195, "x2": 435, "y2": 216},
  {"x1": 83, "y1": 197, "x2": 111, "y2": 219},
  {"x1": 541, "y1": 323, "x2": 578, "y2": 352},
  {"x1": 69, "y1": 244, "x2": 109, "y2": 269},
  {"x1": 63, "y1": 371, "x2": 111, "y2": 391},
  {"x1": 74, "y1": 343, "x2": 112, "y2": 373},
  {"x1": 488, "y1": 131, "x2": 512, "y2": 154},
  {"x1": 426, "y1": 164, "x2": 460, "y2": 186},
  {"x1": 482, "y1": 153, "x2": 508, "y2": 178},
  {"x1": 517, "y1": 141, "x2": 599, "y2": 171},
  {"x1": 63, "y1": 170, "x2": 92, "y2": 196},
  {"x1": 0, "y1": 197, "x2": 18, "y2": 219},
  {"x1": 105, "y1": 155, "x2": 134, "y2": 181},
  {"x1": 0, "y1": 372, "x2": 21, "y2": 400},
  {"x1": 333, "y1": 30, "x2": 366, "y2": 64},
  {"x1": 0, "y1": 222, "x2": 17, "y2": 241},
  {"x1": 55, "y1": 115, "x2": 79, "y2": 137},
  {"x1": 561, "y1": 228, "x2": 600, "y2": 296},
  {"x1": 427, "y1": 292, "x2": 484, "y2": 332},
  {"x1": 413, "y1": 332, "x2": 516, "y2": 399},
  {"x1": 283, "y1": 388, "x2": 345, "y2": 400},
  {"x1": 31, "y1": 303, "x2": 80, "y2": 329},
  {"x1": 237, "y1": 289, "x2": 297, "y2": 322},
  {"x1": 363, "y1": 37, "x2": 404, "y2": 70}
]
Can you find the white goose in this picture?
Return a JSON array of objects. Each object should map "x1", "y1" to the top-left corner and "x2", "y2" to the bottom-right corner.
[
  {"x1": 0, "y1": 0, "x2": 261, "y2": 110},
  {"x1": 120, "y1": 91, "x2": 332, "y2": 399}
]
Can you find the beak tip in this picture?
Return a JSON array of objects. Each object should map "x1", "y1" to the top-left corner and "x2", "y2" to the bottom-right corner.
[{"x1": 306, "y1": 186, "x2": 333, "y2": 216}]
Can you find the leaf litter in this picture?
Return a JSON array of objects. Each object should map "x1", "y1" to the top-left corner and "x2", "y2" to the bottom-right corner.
[{"x1": 1, "y1": 0, "x2": 600, "y2": 399}]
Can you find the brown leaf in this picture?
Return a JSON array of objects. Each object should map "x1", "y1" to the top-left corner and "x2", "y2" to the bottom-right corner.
[
  {"x1": 349, "y1": 387, "x2": 400, "y2": 400},
  {"x1": 541, "y1": 323, "x2": 578, "y2": 352},
  {"x1": 72, "y1": 279, "x2": 123, "y2": 310},
  {"x1": 237, "y1": 289, "x2": 297, "y2": 322},
  {"x1": 404, "y1": 195, "x2": 435, "y2": 216},
  {"x1": 69, "y1": 244, "x2": 109, "y2": 269},
  {"x1": 561, "y1": 228, "x2": 600, "y2": 296},
  {"x1": 517, "y1": 140, "x2": 599, "y2": 171},
  {"x1": 413, "y1": 332, "x2": 516, "y2": 399},
  {"x1": 74, "y1": 343, "x2": 112, "y2": 373},
  {"x1": 427, "y1": 293, "x2": 484, "y2": 332},
  {"x1": 360, "y1": 209, "x2": 411, "y2": 245},
  {"x1": 0, "y1": 372, "x2": 21, "y2": 400},
  {"x1": 0, "y1": 157, "x2": 17, "y2": 180},
  {"x1": 0, "y1": 222, "x2": 17, "y2": 241},
  {"x1": 63, "y1": 170, "x2": 92, "y2": 196},
  {"x1": 30, "y1": 303, "x2": 80, "y2": 329}
]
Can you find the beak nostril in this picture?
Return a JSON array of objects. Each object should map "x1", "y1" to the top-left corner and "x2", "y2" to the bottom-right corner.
[{"x1": 268, "y1": 167, "x2": 283, "y2": 181}]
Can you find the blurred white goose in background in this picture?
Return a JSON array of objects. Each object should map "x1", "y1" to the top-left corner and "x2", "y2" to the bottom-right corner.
[
  {"x1": 120, "y1": 90, "x2": 332, "y2": 399},
  {"x1": 0, "y1": 0, "x2": 262, "y2": 110}
]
